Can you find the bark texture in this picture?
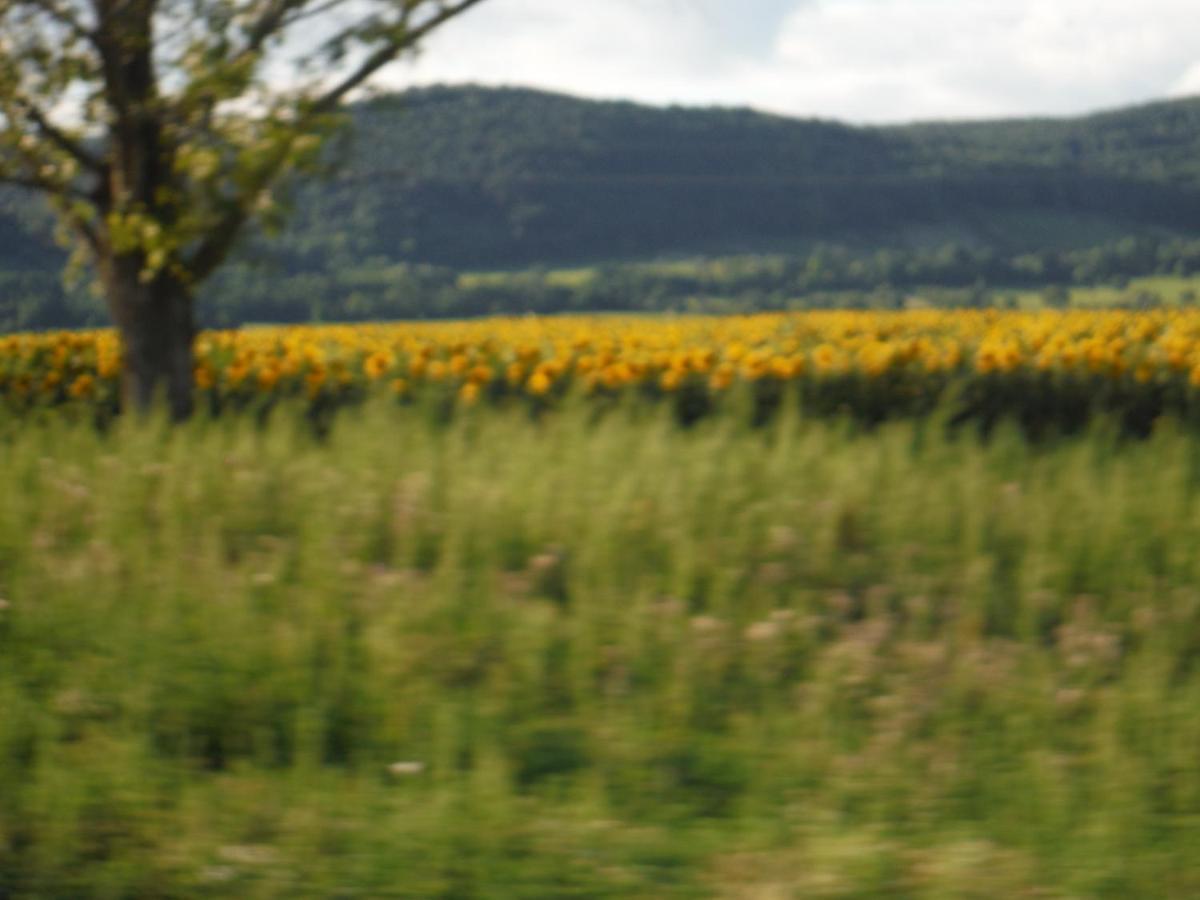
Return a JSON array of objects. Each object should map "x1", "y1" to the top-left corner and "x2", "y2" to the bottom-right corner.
[{"x1": 103, "y1": 259, "x2": 196, "y2": 420}]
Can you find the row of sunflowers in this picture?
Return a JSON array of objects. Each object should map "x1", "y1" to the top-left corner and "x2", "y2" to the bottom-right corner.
[{"x1": 6, "y1": 310, "x2": 1200, "y2": 432}]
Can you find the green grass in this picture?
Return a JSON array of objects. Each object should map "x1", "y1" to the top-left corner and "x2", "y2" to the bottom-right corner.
[
  {"x1": 455, "y1": 268, "x2": 598, "y2": 291},
  {"x1": 4, "y1": 403, "x2": 1200, "y2": 896},
  {"x1": 1002, "y1": 274, "x2": 1200, "y2": 309}
]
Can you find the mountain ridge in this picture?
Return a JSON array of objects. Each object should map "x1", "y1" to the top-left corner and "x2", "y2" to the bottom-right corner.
[
  {"x1": 288, "y1": 84, "x2": 1200, "y2": 268},
  {"x1": 4, "y1": 83, "x2": 1200, "y2": 329}
]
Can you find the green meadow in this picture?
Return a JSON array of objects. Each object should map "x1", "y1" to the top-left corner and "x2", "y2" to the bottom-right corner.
[
  {"x1": 3, "y1": 403, "x2": 1200, "y2": 897},
  {"x1": 1003, "y1": 274, "x2": 1200, "y2": 309}
]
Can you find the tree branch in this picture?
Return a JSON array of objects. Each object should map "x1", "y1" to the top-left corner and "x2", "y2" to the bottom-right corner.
[
  {"x1": 187, "y1": 202, "x2": 247, "y2": 280},
  {"x1": 16, "y1": 97, "x2": 104, "y2": 172},
  {"x1": 276, "y1": 0, "x2": 355, "y2": 33},
  {"x1": 239, "y1": 0, "x2": 303, "y2": 57},
  {"x1": 310, "y1": 0, "x2": 488, "y2": 113}
]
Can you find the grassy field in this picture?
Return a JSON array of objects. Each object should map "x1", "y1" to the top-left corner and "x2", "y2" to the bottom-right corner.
[
  {"x1": 1003, "y1": 275, "x2": 1200, "y2": 309},
  {"x1": 3, "y1": 402, "x2": 1200, "y2": 897}
]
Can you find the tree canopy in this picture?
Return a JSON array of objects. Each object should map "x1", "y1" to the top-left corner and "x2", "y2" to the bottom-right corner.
[{"x1": 0, "y1": 0, "x2": 487, "y2": 416}]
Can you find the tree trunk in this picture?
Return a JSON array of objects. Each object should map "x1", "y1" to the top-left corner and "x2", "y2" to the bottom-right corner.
[{"x1": 103, "y1": 259, "x2": 196, "y2": 421}]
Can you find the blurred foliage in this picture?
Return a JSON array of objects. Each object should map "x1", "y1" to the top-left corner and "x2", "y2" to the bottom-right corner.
[{"x1": 4, "y1": 406, "x2": 1200, "y2": 895}]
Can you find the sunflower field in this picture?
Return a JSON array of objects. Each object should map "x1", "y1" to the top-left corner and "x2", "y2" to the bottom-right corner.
[{"x1": 6, "y1": 309, "x2": 1200, "y2": 432}]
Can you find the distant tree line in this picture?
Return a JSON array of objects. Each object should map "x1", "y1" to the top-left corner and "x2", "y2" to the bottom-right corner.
[{"x1": 7, "y1": 234, "x2": 1200, "y2": 331}]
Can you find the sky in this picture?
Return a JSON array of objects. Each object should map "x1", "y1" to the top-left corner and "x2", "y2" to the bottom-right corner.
[{"x1": 383, "y1": 0, "x2": 1200, "y2": 124}]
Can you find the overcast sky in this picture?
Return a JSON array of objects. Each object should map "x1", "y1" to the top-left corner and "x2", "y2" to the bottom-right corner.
[{"x1": 383, "y1": 0, "x2": 1200, "y2": 123}]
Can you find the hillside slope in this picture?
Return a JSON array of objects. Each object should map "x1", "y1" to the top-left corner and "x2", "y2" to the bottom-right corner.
[
  {"x1": 282, "y1": 86, "x2": 1200, "y2": 268},
  {"x1": 3, "y1": 85, "x2": 1200, "y2": 280}
]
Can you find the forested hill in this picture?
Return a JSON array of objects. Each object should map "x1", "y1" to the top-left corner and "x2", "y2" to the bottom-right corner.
[
  {"x1": 292, "y1": 85, "x2": 1200, "y2": 268},
  {"x1": 5, "y1": 84, "x2": 1200, "y2": 328}
]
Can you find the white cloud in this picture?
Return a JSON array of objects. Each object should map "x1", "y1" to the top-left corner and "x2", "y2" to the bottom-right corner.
[
  {"x1": 379, "y1": 0, "x2": 1200, "y2": 122},
  {"x1": 382, "y1": 0, "x2": 731, "y2": 105},
  {"x1": 1170, "y1": 62, "x2": 1200, "y2": 97}
]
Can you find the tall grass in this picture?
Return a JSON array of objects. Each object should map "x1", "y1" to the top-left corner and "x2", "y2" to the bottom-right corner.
[{"x1": 3, "y1": 402, "x2": 1200, "y2": 896}]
